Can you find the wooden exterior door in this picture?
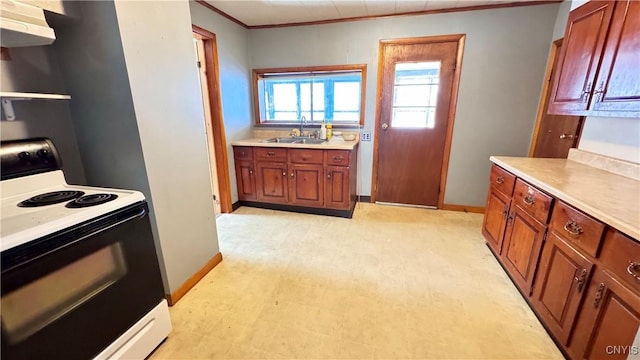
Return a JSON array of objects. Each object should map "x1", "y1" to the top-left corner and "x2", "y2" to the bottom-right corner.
[
  {"x1": 325, "y1": 166, "x2": 350, "y2": 209},
  {"x1": 591, "y1": 0, "x2": 640, "y2": 115},
  {"x1": 532, "y1": 39, "x2": 583, "y2": 159},
  {"x1": 532, "y1": 231, "x2": 594, "y2": 345},
  {"x1": 501, "y1": 206, "x2": 547, "y2": 296},
  {"x1": 234, "y1": 160, "x2": 256, "y2": 201},
  {"x1": 548, "y1": 1, "x2": 614, "y2": 114},
  {"x1": 289, "y1": 164, "x2": 323, "y2": 207},
  {"x1": 482, "y1": 189, "x2": 511, "y2": 254},
  {"x1": 256, "y1": 162, "x2": 288, "y2": 204},
  {"x1": 374, "y1": 36, "x2": 462, "y2": 207},
  {"x1": 568, "y1": 270, "x2": 640, "y2": 360}
]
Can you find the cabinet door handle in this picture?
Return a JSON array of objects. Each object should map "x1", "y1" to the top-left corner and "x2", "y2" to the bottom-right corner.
[
  {"x1": 502, "y1": 205, "x2": 509, "y2": 219},
  {"x1": 333, "y1": 156, "x2": 343, "y2": 162},
  {"x1": 574, "y1": 269, "x2": 588, "y2": 292},
  {"x1": 282, "y1": 170, "x2": 286, "y2": 176},
  {"x1": 627, "y1": 262, "x2": 640, "y2": 281},
  {"x1": 496, "y1": 176, "x2": 505, "y2": 184},
  {"x1": 563, "y1": 221, "x2": 583, "y2": 236},
  {"x1": 523, "y1": 194, "x2": 535, "y2": 206},
  {"x1": 507, "y1": 213, "x2": 514, "y2": 224},
  {"x1": 593, "y1": 283, "x2": 605, "y2": 308},
  {"x1": 240, "y1": 151, "x2": 246, "y2": 156},
  {"x1": 249, "y1": 168, "x2": 253, "y2": 175},
  {"x1": 327, "y1": 173, "x2": 332, "y2": 180},
  {"x1": 290, "y1": 172, "x2": 294, "y2": 177}
]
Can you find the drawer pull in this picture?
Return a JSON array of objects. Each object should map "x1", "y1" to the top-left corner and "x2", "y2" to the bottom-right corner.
[
  {"x1": 523, "y1": 194, "x2": 535, "y2": 205},
  {"x1": 627, "y1": 262, "x2": 640, "y2": 281},
  {"x1": 240, "y1": 151, "x2": 246, "y2": 156},
  {"x1": 574, "y1": 269, "x2": 587, "y2": 292},
  {"x1": 267, "y1": 152, "x2": 276, "y2": 157},
  {"x1": 563, "y1": 221, "x2": 583, "y2": 236},
  {"x1": 333, "y1": 156, "x2": 343, "y2": 162},
  {"x1": 496, "y1": 176, "x2": 505, "y2": 184},
  {"x1": 593, "y1": 283, "x2": 605, "y2": 308}
]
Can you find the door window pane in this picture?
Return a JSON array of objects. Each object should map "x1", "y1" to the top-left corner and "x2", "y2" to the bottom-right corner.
[{"x1": 391, "y1": 62, "x2": 440, "y2": 128}]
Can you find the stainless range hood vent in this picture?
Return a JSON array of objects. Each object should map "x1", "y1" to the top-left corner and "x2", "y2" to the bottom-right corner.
[{"x1": 1, "y1": 0, "x2": 55, "y2": 48}]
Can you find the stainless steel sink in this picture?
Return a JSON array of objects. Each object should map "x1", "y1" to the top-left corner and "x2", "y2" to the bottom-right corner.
[
  {"x1": 261, "y1": 137, "x2": 299, "y2": 143},
  {"x1": 261, "y1": 137, "x2": 326, "y2": 145}
]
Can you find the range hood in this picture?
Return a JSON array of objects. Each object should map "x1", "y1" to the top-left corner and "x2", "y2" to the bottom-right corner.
[{"x1": 1, "y1": 0, "x2": 55, "y2": 47}]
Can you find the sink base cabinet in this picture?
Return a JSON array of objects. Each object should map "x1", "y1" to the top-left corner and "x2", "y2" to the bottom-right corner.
[
  {"x1": 482, "y1": 164, "x2": 640, "y2": 360},
  {"x1": 233, "y1": 146, "x2": 358, "y2": 218}
]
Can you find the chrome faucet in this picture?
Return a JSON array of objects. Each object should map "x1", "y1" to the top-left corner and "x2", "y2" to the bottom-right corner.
[{"x1": 300, "y1": 115, "x2": 307, "y2": 136}]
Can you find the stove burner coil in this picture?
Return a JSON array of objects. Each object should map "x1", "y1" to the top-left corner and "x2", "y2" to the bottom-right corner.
[
  {"x1": 18, "y1": 191, "x2": 85, "y2": 207},
  {"x1": 65, "y1": 194, "x2": 118, "y2": 208}
]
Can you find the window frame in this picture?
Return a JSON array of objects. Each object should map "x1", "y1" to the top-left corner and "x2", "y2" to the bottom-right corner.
[{"x1": 252, "y1": 64, "x2": 367, "y2": 127}]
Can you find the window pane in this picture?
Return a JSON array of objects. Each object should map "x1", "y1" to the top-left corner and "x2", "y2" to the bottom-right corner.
[
  {"x1": 256, "y1": 66, "x2": 364, "y2": 124},
  {"x1": 334, "y1": 82, "x2": 360, "y2": 111},
  {"x1": 391, "y1": 62, "x2": 440, "y2": 129}
]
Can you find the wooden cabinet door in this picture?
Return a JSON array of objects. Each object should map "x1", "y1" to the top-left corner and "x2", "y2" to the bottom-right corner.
[
  {"x1": 325, "y1": 166, "x2": 350, "y2": 210},
  {"x1": 531, "y1": 231, "x2": 595, "y2": 345},
  {"x1": 235, "y1": 160, "x2": 256, "y2": 201},
  {"x1": 591, "y1": 0, "x2": 640, "y2": 116},
  {"x1": 501, "y1": 206, "x2": 547, "y2": 295},
  {"x1": 482, "y1": 188, "x2": 511, "y2": 255},
  {"x1": 568, "y1": 270, "x2": 640, "y2": 360},
  {"x1": 289, "y1": 164, "x2": 324, "y2": 207},
  {"x1": 548, "y1": 1, "x2": 614, "y2": 115},
  {"x1": 256, "y1": 161, "x2": 288, "y2": 204}
]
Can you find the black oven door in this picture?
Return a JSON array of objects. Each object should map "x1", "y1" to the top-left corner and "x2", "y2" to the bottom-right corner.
[{"x1": 1, "y1": 202, "x2": 165, "y2": 360}]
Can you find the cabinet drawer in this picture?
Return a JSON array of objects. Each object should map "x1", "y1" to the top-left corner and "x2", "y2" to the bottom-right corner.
[
  {"x1": 254, "y1": 147, "x2": 287, "y2": 162},
  {"x1": 512, "y1": 179, "x2": 553, "y2": 224},
  {"x1": 289, "y1": 149, "x2": 323, "y2": 164},
  {"x1": 600, "y1": 229, "x2": 640, "y2": 293},
  {"x1": 490, "y1": 164, "x2": 516, "y2": 196},
  {"x1": 325, "y1": 150, "x2": 350, "y2": 166},
  {"x1": 233, "y1": 146, "x2": 253, "y2": 161},
  {"x1": 550, "y1": 202, "x2": 605, "y2": 258}
]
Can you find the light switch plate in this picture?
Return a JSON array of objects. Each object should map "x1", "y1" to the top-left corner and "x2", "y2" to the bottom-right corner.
[{"x1": 361, "y1": 131, "x2": 371, "y2": 141}]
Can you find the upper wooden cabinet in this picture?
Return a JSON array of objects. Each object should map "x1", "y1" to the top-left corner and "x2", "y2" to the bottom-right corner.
[{"x1": 549, "y1": 0, "x2": 639, "y2": 117}]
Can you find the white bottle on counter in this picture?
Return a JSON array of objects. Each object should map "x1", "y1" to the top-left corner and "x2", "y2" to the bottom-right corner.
[{"x1": 320, "y1": 122, "x2": 327, "y2": 140}]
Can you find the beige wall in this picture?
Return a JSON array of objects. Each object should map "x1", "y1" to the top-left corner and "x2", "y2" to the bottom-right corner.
[{"x1": 248, "y1": 3, "x2": 560, "y2": 206}]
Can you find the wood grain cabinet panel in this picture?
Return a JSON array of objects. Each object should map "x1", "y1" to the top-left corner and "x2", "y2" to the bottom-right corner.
[
  {"x1": 482, "y1": 188, "x2": 511, "y2": 255},
  {"x1": 234, "y1": 160, "x2": 256, "y2": 201},
  {"x1": 501, "y1": 205, "x2": 547, "y2": 295},
  {"x1": 548, "y1": 1, "x2": 614, "y2": 115},
  {"x1": 568, "y1": 270, "x2": 640, "y2": 360},
  {"x1": 256, "y1": 161, "x2": 289, "y2": 204},
  {"x1": 289, "y1": 164, "x2": 324, "y2": 207},
  {"x1": 325, "y1": 166, "x2": 350, "y2": 210},
  {"x1": 591, "y1": 0, "x2": 640, "y2": 116},
  {"x1": 531, "y1": 231, "x2": 594, "y2": 345}
]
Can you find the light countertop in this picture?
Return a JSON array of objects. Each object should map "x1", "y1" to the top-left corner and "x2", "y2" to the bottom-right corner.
[
  {"x1": 491, "y1": 156, "x2": 640, "y2": 240},
  {"x1": 231, "y1": 137, "x2": 359, "y2": 150}
]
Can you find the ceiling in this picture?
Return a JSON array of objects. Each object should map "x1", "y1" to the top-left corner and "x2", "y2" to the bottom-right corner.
[{"x1": 201, "y1": 0, "x2": 550, "y2": 28}]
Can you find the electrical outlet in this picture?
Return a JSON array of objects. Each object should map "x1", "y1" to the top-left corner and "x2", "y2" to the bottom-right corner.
[{"x1": 361, "y1": 131, "x2": 372, "y2": 141}]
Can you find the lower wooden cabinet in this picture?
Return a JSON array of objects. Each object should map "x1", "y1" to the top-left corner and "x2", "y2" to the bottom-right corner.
[
  {"x1": 256, "y1": 161, "x2": 289, "y2": 204},
  {"x1": 232, "y1": 145, "x2": 358, "y2": 217},
  {"x1": 568, "y1": 270, "x2": 640, "y2": 359},
  {"x1": 482, "y1": 188, "x2": 511, "y2": 254},
  {"x1": 289, "y1": 164, "x2": 324, "y2": 207},
  {"x1": 531, "y1": 231, "x2": 594, "y2": 345},
  {"x1": 501, "y1": 205, "x2": 547, "y2": 295}
]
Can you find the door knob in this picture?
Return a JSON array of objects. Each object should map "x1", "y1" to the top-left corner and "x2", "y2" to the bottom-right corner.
[
  {"x1": 381, "y1": 123, "x2": 389, "y2": 130},
  {"x1": 559, "y1": 134, "x2": 574, "y2": 140}
]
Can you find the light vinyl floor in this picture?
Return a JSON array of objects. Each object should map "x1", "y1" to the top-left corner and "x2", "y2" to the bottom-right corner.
[{"x1": 150, "y1": 203, "x2": 563, "y2": 359}]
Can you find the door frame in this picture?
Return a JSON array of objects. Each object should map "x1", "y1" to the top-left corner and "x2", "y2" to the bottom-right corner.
[
  {"x1": 528, "y1": 38, "x2": 584, "y2": 157},
  {"x1": 192, "y1": 25, "x2": 233, "y2": 213},
  {"x1": 370, "y1": 34, "x2": 466, "y2": 208}
]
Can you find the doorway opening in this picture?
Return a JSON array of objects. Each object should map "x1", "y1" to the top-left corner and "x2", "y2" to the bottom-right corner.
[
  {"x1": 371, "y1": 35, "x2": 465, "y2": 208},
  {"x1": 529, "y1": 38, "x2": 584, "y2": 158},
  {"x1": 192, "y1": 25, "x2": 232, "y2": 214}
]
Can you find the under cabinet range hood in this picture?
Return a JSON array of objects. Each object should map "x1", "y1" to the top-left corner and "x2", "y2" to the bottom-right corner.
[{"x1": 0, "y1": 0, "x2": 55, "y2": 47}]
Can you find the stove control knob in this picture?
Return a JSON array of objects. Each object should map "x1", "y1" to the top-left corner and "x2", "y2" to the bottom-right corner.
[
  {"x1": 36, "y1": 149, "x2": 49, "y2": 158},
  {"x1": 18, "y1": 151, "x2": 31, "y2": 160}
]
